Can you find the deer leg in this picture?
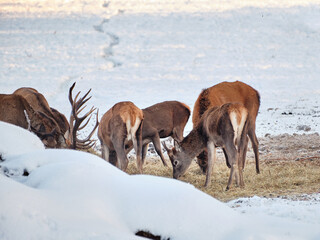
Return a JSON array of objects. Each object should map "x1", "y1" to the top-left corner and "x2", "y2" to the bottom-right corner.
[
  {"x1": 109, "y1": 151, "x2": 118, "y2": 167},
  {"x1": 205, "y1": 141, "x2": 216, "y2": 187},
  {"x1": 225, "y1": 142, "x2": 238, "y2": 191},
  {"x1": 238, "y1": 133, "x2": 249, "y2": 188},
  {"x1": 132, "y1": 136, "x2": 142, "y2": 173},
  {"x1": 133, "y1": 120, "x2": 144, "y2": 173},
  {"x1": 241, "y1": 136, "x2": 249, "y2": 170},
  {"x1": 101, "y1": 142, "x2": 110, "y2": 162},
  {"x1": 196, "y1": 150, "x2": 208, "y2": 174},
  {"x1": 141, "y1": 143, "x2": 149, "y2": 166},
  {"x1": 248, "y1": 127, "x2": 260, "y2": 174},
  {"x1": 112, "y1": 135, "x2": 129, "y2": 171},
  {"x1": 151, "y1": 134, "x2": 168, "y2": 167},
  {"x1": 222, "y1": 148, "x2": 231, "y2": 168}
]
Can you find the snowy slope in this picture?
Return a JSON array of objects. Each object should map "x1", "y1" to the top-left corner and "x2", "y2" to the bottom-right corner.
[{"x1": 0, "y1": 122, "x2": 319, "y2": 240}]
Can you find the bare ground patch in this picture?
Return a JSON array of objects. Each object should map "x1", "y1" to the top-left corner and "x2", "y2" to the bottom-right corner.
[{"x1": 127, "y1": 133, "x2": 320, "y2": 202}]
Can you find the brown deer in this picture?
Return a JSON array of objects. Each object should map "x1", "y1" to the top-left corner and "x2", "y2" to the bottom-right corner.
[
  {"x1": 164, "y1": 103, "x2": 248, "y2": 189},
  {"x1": 13, "y1": 87, "x2": 68, "y2": 148},
  {"x1": 192, "y1": 81, "x2": 260, "y2": 174},
  {"x1": 0, "y1": 94, "x2": 58, "y2": 148},
  {"x1": 11, "y1": 83, "x2": 98, "y2": 149},
  {"x1": 98, "y1": 101, "x2": 144, "y2": 172},
  {"x1": 125, "y1": 101, "x2": 190, "y2": 167}
]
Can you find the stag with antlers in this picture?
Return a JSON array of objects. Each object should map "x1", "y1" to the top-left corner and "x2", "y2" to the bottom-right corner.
[{"x1": 0, "y1": 83, "x2": 98, "y2": 149}]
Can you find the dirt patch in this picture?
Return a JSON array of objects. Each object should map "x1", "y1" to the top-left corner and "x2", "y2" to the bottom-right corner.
[{"x1": 259, "y1": 133, "x2": 320, "y2": 162}]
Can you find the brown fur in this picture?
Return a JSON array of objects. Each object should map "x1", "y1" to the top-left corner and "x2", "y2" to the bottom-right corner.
[
  {"x1": 192, "y1": 81, "x2": 260, "y2": 174},
  {"x1": 125, "y1": 101, "x2": 190, "y2": 167},
  {"x1": 13, "y1": 88, "x2": 69, "y2": 148},
  {"x1": 0, "y1": 94, "x2": 58, "y2": 148},
  {"x1": 98, "y1": 101, "x2": 144, "y2": 172},
  {"x1": 165, "y1": 103, "x2": 248, "y2": 189}
]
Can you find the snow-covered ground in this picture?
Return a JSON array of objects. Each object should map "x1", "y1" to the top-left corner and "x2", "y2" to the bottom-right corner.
[
  {"x1": 0, "y1": 122, "x2": 319, "y2": 239},
  {"x1": 1, "y1": 0, "x2": 320, "y2": 239}
]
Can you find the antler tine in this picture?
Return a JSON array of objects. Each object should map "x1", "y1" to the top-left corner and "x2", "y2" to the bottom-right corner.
[
  {"x1": 76, "y1": 105, "x2": 96, "y2": 122},
  {"x1": 68, "y1": 82, "x2": 99, "y2": 150},
  {"x1": 77, "y1": 109, "x2": 99, "y2": 139},
  {"x1": 75, "y1": 95, "x2": 92, "y2": 113},
  {"x1": 68, "y1": 82, "x2": 76, "y2": 104},
  {"x1": 76, "y1": 140, "x2": 97, "y2": 150},
  {"x1": 78, "y1": 114, "x2": 92, "y2": 131}
]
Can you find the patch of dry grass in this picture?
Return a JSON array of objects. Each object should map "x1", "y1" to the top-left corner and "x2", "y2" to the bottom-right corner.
[{"x1": 127, "y1": 157, "x2": 320, "y2": 202}]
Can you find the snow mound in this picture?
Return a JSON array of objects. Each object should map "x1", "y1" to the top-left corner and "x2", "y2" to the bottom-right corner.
[{"x1": 1, "y1": 124, "x2": 319, "y2": 239}]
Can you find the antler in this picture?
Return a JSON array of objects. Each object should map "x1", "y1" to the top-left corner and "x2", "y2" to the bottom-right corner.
[{"x1": 68, "y1": 82, "x2": 99, "y2": 150}]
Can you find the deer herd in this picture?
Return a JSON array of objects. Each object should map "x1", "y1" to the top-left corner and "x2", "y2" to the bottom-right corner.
[{"x1": 0, "y1": 80, "x2": 260, "y2": 190}]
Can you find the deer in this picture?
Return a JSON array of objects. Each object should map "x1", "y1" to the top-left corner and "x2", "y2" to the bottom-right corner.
[
  {"x1": 192, "y1": 81, "x2": 260, "y2": 175},
  {"x1": 0, "y1": 93, "x2": 59, "y2": 148},
  {"x1": 124, "y1": 101, "x2": 190, "y2": 167},
  {"x1": 13, "y1": 87, "x2": 68, "y2": 148},
  {"x1": 10, "y1": 82, "x2": 99, "y2": 149},
  {"x1": 98, "y1": 101, "x2": 144, "y2": 172},
  {"x1": 164, "y1": 103, "x2": 249, "y2": 189}
]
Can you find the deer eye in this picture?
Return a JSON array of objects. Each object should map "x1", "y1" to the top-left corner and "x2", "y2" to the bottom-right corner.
[{"x1": 173, "y1": 160, "x2": 179, "y2": 167}]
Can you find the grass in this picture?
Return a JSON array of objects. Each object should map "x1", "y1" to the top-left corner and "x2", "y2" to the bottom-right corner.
[{"x1": 126, "y1": 155, "x2": 320, "y2": 202}]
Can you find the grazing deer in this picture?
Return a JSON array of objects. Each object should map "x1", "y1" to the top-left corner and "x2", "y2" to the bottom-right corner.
[
  {"x1": 11, "y1": 83, "x2": 99, "y2": 149},
  {"x1": 192, "y1": 81, "x2": 260, "y2": 174},
  {"x1": 98, "y1": 101, "x2": 144, "y2": 172},
  {"x1": 164, "y1": 103, "x2": 248, "y2": 189},
  {"x1": 125, "y1": 101, "x2": 190, "y2": 167},
  {"x1": 0, "y1": 94, "x2": 58, "y2": 148},
  {"x1": 13, "y1": 87, "x2": 68, "y2": 148}
]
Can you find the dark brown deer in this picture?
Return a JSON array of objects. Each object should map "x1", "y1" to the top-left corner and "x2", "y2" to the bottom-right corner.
[
  {"x1": 164, "y1": 103, "x2": 248, "y2": 189},
  {"x1": 98, "y1": 101, "x2": 144, "y2": 172},
  {"x1": 125, "y1": 101, "x2": 190, "y2": 167},
  {"x1": 192, "y1": 81, "x2": 260, "y2": 174},
  {"x1": 0, "y1": 94, "x2": 58, "y2": 148}
]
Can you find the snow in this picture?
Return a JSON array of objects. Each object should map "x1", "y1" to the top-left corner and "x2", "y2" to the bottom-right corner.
[
  {"x1": 1, "y1": 0, "x2": 320, "y2": 239},
  {"x1": 1, "y1": 122, "x2": 319, "y2": 239}
]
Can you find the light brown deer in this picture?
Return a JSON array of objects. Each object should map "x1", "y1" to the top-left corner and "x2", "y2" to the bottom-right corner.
[
  {"x1": 125, "y1": 101, "x2": 190, "y2": 167},
  {"x1": 0, "y1": 94, "x2": 58, "y2": 148},
  {"x1": 192, "y1": 81, "x2": 260, "y2": 174},
  {"x1": 164, "y1": 103, "x2": 248, "y2": 189},
  {"x1": 98, "y1": 101, "x2": 144, "y2": 172}
]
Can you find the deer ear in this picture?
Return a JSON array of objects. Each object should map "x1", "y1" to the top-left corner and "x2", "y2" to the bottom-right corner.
[
  {"x1": 174, "y1": 140, "x2": 182, "y2": 153},
  {"x1": 162, "y1": 141, "x2": 173, "y2": 156}
]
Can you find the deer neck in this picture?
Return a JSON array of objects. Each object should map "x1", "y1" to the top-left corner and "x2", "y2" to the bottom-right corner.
[{"x1": 180, "y1": 127, "x2": 207, "y2": 159}]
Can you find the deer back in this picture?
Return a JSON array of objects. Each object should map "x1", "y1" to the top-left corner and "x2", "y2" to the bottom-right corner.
[
  {"x1": 192, "y1": 81, "x2": 260, "y2": 127},
  {"x1": 98, "y1": 101, "x2": 143, "y2": 149},
  {"x1": 13, "y1": 88, "x2": 54, "y2": 119},
  {"x1": 0, "y1": 94, "x2": 58, "y2": 148},
  {"x1": 0, "y1": 94, "x2": 32, "y2": 129},
  {"x1": 142, "y1": 101, "x2": 190, "y2": 141},
  {"x1": 13, "y1": 88, "x2": 68, "y2": 148}
]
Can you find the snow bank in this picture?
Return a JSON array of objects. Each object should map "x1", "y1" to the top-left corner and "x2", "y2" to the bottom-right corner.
[
  {"x1": 0, "y1": 121, "x2": 44, "y2": 158},
  {"x1": 1, "y1": 122, "x2": 319, "y2": 239}
]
